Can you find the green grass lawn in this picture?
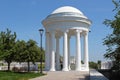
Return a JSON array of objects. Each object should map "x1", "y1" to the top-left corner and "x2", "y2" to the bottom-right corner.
[{"x1": 0, "y1": 71, "x2": 44, "y2": 80}]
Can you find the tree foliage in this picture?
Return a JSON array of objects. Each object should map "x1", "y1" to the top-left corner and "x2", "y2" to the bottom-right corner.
[
  {"x1": 0, "y1": 28, "x2": 45, "y2": 72},
  {"x1": 14, "y1": 39, "x2": 44, "y2": 72},
  {"x1": 89, "y1": 61, "x2": 98, "y2": 69},
  {"x1": 14, "y1": 40, "x2": 26, "y2": 62},
  {"x1": 97, "y1": 60, "x2": 101, "y2": 69},
  {"x1": 0, "y1": 28, "x2": 16, "y2": 71},
  {"x1": 103, "y1": 0, "x2": 120, "y2": 70},
  {"x1": 25, "y1": 39, "x2": 41, "y2": 72}
]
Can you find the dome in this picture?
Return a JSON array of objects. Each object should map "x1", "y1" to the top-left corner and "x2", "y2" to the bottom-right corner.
[
  {"x1": 42, "y1": 6, "x2": 91, "y2": 28},
  {"x1": 51, "y1": 6, "x2": 83, "y2": 15}
]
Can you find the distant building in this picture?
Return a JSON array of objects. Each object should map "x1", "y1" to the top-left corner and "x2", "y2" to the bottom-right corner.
[
  {"x1": 70, "y1": 56, "x2": 75, "y2": 64},
  {"x1": 101, "y1": 61, "x2": 113, "y2": 69}
]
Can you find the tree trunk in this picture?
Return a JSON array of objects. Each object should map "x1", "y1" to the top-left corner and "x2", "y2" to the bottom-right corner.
[
  {"x1": 27, "y1": 61, "x2": 30, "y2": 72},
  {"x1": 8, "y1": 62, "x2": 11, "y2": 71}
]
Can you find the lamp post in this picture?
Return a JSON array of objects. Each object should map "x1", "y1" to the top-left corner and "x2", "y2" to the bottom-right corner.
[{"x1": 39, "y1": 28, "x2": 44, "y2": 73}]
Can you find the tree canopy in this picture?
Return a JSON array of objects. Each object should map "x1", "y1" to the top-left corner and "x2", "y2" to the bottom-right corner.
[
  {"x1": 0, "y1": 28, "x2": 16, "y2": 71},
  {"x1": 0, "y1": 28, "x2": 45, "y2": 71},
  {"x1": 103, "y1": 0, "x2": 120, "y2": 70}
]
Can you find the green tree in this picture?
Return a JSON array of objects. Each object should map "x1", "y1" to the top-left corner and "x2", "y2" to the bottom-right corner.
[
  {"x1": 97, "y1": 60, "x2": 101, "y2": 69},
  {"x1": 0, "y1": 29, "x2": 16, "y2": 71},
  {"x1": 14, "y1": 40, "x2": 26, "y2": 63},
  {"x1": 24, "y1": 39, "x2": 41, "y2": 72},
  {"x1": 89, "y1": 61, "x2": 98, "y2": 69},
  {"x1": 14, "y1": 39, "x2": 45, "y2": 72},
  {"x1": 103, "y1": 0, "x2": 120, "y2": 70}
]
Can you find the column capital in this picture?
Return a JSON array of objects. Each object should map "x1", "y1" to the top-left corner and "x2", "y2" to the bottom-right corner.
[
  {"x1": 83, "y1": 31, "x2": 88, "y2": 36},
  {"x1": 75, "y1": 29, "x2": 82, "y2": 33},
  {"x1": 61, "y1": 29, "x2": 69, "y2": 33}
]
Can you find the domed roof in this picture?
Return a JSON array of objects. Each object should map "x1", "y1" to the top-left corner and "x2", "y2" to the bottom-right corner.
[
  {"x1": 51, "y1": 6, "x2": 83, "y2": 15},
  {"x1": 42, "y1": 6, "x2": 91, "y2": 29}
]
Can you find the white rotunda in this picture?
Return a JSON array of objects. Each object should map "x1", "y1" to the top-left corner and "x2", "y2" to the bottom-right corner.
[{"x1": 42, "y1": 6, "x2": 92, "y2": 71}]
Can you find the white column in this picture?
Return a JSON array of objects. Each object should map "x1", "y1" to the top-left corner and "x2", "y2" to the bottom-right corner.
[
  {"x1": 84, "y1": 31, "x2": 89, "y2": 71},
  {"x1": 49, "y1": 31, "x2": 55, "y2": 71},
  {"x1": 56, "y1": 36, "x2": 60, "y2": 70},
  {"x1": 75, "y1": 30, "x2": 81, "y2": 71},
  {"x1": 49, "y1": 33, "x2": 52, "y2": 71},
  {"x1": 45, "y1": 32, "x2": 50, "y2": 71},
  {"x1": 62, "y1": 30, "x2": 69, "y2": 71},
  {"x1": 68, "y1": 36, "x2": 71, "y2": 70}
]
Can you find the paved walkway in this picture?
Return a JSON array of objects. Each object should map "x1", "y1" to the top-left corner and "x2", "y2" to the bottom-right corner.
[
  {"x1": 30, "y1": 71, "x2": 89, "y2": 80},
  {"x1": 30, "y1": 69, "x2": 109, "y2": 80},
  {"x1": 90, "y1": 69, "x2": 108, "y2": 80}
]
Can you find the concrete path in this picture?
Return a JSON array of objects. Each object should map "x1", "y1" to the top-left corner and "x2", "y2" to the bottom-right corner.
[
  {"x1": 30, "y1": 71, "x2": 89, "y2": 80},
  {"x1": 90, "y1": 69, "x2": 108, "y2": 80}
]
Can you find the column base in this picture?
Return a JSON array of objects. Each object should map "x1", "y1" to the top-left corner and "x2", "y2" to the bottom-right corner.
[
  {"x1": 68, "y1": 66, "x2": 71, "y2": 70},
  {"x1": 80, "y1": 69, "x2": 89, "y2": 71},
  {"x1": 49, "y1": 68, "x2": 55, "y2": 71},
  {"x1": 84, "y1": 68, "x2": 89, "y2": 71},
  {"x1": 62, "y1": 68, "x2": 69, "y2": 71},
  {"x1": 75, "y1": 68, "x2": 81, "y2": 71},
  {"x1": 81, "y1": 66, "x2": 89, "y2": 71}
]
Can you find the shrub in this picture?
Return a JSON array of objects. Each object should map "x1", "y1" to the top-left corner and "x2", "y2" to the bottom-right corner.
[{"x1": 12, "y1": 67, "x2": 19, "y2": 72}]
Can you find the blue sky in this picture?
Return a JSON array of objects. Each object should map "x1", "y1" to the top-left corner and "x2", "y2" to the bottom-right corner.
[{"x1": 0, "y1": 0, "x2": 115, "y2": 62}]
